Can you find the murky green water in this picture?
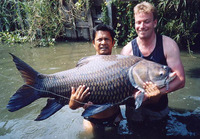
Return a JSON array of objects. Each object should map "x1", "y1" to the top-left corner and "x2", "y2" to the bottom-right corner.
[{"x1": 0, "y1": 42, "x2": 200, "y2": 138}]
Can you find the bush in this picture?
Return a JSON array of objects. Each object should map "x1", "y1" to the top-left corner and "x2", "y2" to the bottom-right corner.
[
  {"x1": 0, "y1": 0, "x2": 89, "y2": 47},
  {"x1": 111, "y1": 0, "x2": 200, "y2": 53}
]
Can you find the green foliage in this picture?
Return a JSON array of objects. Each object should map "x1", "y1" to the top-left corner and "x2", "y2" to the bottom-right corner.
[
  {"x1": 112, "y1": 0, "x2": 200, "y2": 52},
  {"x1": 26, "y1": 0, "x2": 64, "y2": 47},
  {"x1": 0, "y1": 0, "x2": 28, "y2": 32},
  {"x1": 0, "y1": 0, "x2": 63, "y2": 46},
  {"x1": 0, "y1": 0, "x2": 29, "y2": 45},
  {"x1": 0, "y1": 0, "x2": 89, "y2": 47},
  {"x1": 112, "y1": 0, "x2": 137, "y2": 46},
  {"x1": 0, "y1": 31, "x2": 28, "y2": 44},
  {"x1": 100, "y1": 2, "x2": 110, "y2": 25},
  {"x1": 156, "y1": 0, "x2": 199, "y2": 53},
  {"x1": 0, "y1": 0, "x2": 199, "y2": 51}
]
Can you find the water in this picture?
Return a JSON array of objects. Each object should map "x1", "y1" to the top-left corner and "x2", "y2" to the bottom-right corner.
[{"x1": 0, "y1": 42, "x2": 200, "y2": 139}]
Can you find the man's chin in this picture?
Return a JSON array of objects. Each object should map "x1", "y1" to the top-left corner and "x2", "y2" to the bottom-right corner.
[
  {"x1": 138, "y1": 34, "x2": 147, "y2": 39},
  {"x1": 100, "y1": 53, "x2": 110, "y2": 55},
  {"x1": 100, "y1": 50, "x2": 110, "y2": 55}
]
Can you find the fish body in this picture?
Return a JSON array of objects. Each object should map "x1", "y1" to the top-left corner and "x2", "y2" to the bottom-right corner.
[{"x1": 7, "y1": 54, "x2": 175, "y2": 121}]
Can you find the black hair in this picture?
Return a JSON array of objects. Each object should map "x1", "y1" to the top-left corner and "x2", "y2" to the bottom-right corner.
[{"x1": 92, "y1": 23, "x2": 115, "y2": 42}]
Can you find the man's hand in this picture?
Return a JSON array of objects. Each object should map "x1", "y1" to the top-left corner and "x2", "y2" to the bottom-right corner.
[
  {"x1": 143, "y1": 82, "x2": 162, "y2": 103},
  {"x1": 83, "y1": 101, "x2": 93, "y2": 109},
  {"x1": 69, "y1": 85, "x2": 90, "y2": 110}
]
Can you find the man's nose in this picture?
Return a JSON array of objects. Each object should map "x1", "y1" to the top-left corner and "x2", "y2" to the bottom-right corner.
[
  {"x1": 140, "y1": 22, "x2": 145, "y2": 28},
  {"x1": 101, "y1": 39, "x2": 106, "y2": 44}
]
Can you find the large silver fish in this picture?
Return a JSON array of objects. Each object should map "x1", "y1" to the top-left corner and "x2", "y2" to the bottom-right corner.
[{"x1": 7, "y1": 54, "x2": 176, "y2": 121}]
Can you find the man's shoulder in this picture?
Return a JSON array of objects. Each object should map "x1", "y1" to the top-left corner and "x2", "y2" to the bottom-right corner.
[
  {"x1": 123, "y1": 38, "x2": 137, "y2": 48},
  {"x1": 162, "y1": 35, "x2": 178, "y2": 48},
  {"x1": 162, "y1": 35, "x2": 180, "y2": 56},
  {"x1": 124, "y1": 41, "x2": 132, "y2": 48},
  {"x1": 120, "y1": 41, "x2": 133, "y2": 55},
  {"x1": 162, "y1": 35, "x2": 176, "y2": 44}
]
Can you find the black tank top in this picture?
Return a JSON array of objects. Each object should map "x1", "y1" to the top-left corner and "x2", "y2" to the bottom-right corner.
[{"x1": 131, "y1": 34, "x2": 168, "y2": 111}]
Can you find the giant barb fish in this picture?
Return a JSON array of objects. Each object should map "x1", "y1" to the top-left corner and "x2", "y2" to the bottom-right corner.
[{"x1": 7, "y1": 53, "x2": 176, "y2": 121}]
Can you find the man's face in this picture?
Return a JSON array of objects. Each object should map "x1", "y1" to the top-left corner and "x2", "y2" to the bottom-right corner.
[
  {"x1": 134, "y1": 12, "x2": 157, "y2": 39},
  {"x1": 93, "y1": 31, "x2": 115, "y2": 55}
]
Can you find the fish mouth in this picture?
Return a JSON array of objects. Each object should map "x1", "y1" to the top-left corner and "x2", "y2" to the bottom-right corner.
[{"x1": 164, "y1": 72, "x2": 176, "y2": 90}]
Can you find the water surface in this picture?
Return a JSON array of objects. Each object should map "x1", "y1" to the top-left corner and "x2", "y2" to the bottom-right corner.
[{"x1": 0, "y1": 42, "x2": 200, "y2": 138}]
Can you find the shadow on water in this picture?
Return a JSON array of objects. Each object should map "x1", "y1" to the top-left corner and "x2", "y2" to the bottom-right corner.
[
  {"x1": 84, "y1": 107, "x2": 200, "y2": 139},
  {"x1": 187, "y1": 68, "x2": 200, "y2": 78}
]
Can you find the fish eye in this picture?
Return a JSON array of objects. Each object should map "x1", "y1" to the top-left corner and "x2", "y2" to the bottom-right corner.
[
  {"x1": 163, "y1": 65, "x2": 168, "y2": 70},
  {"x1": 159, "y1": 71, "x2": 164, "y2": 77}
]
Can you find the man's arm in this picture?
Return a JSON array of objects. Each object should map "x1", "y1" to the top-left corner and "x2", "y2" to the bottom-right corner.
[
  {"x1": 133, "y1": 36, "x2": 185, "y2": 103},
  {"x1": 143, "y1": 36, "x2": 185, "y2": 103},
  {"x1": 161, "y1": 35, "x2": 185, "y2": 94}
]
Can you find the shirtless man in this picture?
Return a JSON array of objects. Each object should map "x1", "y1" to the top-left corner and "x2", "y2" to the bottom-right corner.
[{"x1": 69, "y1": 24, "x2": 123, "y2": 134}]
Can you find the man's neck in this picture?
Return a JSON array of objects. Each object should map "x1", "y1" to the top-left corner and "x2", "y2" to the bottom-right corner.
[
  {"x1": 136, "y1": 32, "x2": 157, "y2": 56},
  {"x1": 137, "y1": 33, "x2": 156, "y2": 48}
]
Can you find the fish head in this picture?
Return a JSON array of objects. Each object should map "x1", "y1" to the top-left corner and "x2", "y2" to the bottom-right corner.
[{"x1": 128, "y1": 59, "x2": 176, "y2": 91}]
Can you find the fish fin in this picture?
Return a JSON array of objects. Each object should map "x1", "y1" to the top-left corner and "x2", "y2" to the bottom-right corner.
[
  {"x1": 128, "y1": 65, "x2": 145, "y2": 109},
  {"x1": 7, "y1": 53, "x2": 41, "y2": 112},
  {"x1": 134, "y1": 91, "x2": 145, "y2": 109},
  {"x1": 35, "y1": 99, "x2": 63, "y2": 121},
  {"x1": 7, "y1": 85, "x2": 40, "y2": 112},
  {"x1": 81, "y1": 104, "x2": 113, "y2": 118},
  {"x1": 76, "y1": 55, "x2": 101, "y2": 67},
  {"x1": 76, "y1": 56, "x2": 90, "y2": 67},
  {"x1": 9, "y1": 53, "x2": 38, "y2": 85}
]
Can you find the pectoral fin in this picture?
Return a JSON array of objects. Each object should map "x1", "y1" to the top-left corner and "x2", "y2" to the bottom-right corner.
[
  {"x1": 35, "y1": 99, "x2": 63, "y2": 121},
  {"x1": 81, "y1": 104, "x2": 113, "y2": 118},
  {"x1": 134, "y1": 91, "x2": 144, "y2": 109},
  {"x1": 128, "y1": 65, "x2": 145, "y2": 109}
]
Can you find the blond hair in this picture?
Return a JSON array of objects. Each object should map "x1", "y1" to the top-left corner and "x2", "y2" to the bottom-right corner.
[{"x1": 134, "y1": 1, "x2": 157, "y2": 20}]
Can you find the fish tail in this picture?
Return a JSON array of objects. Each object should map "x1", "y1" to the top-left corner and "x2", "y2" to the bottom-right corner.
[{"x1": 7, "y1": 53, "x2": 41, "y2": 112}]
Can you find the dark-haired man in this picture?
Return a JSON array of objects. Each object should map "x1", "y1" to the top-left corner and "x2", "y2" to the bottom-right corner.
[{"x1": 69, "y1": 24, "x2": 123, "y2": 134}]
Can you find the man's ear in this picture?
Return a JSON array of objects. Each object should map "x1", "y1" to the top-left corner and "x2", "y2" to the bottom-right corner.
[
  {"x1": 154, "y1": 19, "x2": 157, "y2": 28},
  {"x1": 112, "y1": 40, "x2": 115, "y2": 47},
  {"x1": 92, "y1": 40, "x2": 95, "y2": 47}
]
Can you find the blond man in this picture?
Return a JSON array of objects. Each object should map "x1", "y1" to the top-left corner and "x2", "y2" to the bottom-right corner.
[{"x1": 121, "y1": 1, "x2": 185, "y2": 122}]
